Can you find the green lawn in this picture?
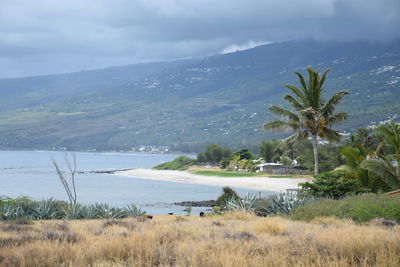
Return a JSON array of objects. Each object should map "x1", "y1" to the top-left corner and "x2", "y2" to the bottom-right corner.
[
  {"x1": 192, "y1": 170, "x2": 265, "y2": 177},
  {"x1": 191, "y1": 170, "x2": 304, "y2": 178}
]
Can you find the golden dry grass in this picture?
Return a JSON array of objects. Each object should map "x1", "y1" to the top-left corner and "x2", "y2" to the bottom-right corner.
[{"x1": 0, "y1": 213, "x2": 399, "y2": 267}]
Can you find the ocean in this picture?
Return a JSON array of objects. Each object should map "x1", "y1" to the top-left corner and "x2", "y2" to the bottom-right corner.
[{"x1": 0, "y1": 150, "x2": 272, "y2": 214}]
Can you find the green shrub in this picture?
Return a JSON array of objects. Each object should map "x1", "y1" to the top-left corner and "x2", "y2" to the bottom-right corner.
[
  {"x1": 197, "y1": 144, "x2": 232, "y2": 165},
  {"x1": 153, "y1": 156, "x2": 197, "y2": 170},
  {"x1": 215, "y1": 187, "x2": 240, "y2": 209},
  {"x1": 219, "y1": 158, "x2": 230, "y2": 169},
  {"x1": 289, "y1": 193, "x2": 400, "y2": 223},
  {"x1": 0, "y1": 196, "x2": 34, "y2": 207},
  {"x1": 300, "y1": 171, "x2": 368, "y2": 199}
]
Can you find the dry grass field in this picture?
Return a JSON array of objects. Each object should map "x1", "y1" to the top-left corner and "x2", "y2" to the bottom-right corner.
[{"x1": 0, "y1": 212, "x2": 399, "y2": 267}]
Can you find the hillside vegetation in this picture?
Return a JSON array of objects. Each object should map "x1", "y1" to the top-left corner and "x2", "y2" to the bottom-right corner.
[
  {"x1": 0, "y1": 40, "x2": 399, "y2": 151},
  {"x1": 152, "y1": 156, "x2": 196, "y2": 170}
]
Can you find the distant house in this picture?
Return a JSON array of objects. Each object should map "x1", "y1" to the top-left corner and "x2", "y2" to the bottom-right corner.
[
  {"x1": 256, "y1": 163, "x2": 308, "y2": 175},
  {"x1": 255, "y1": 163, "x2": 284, "y2": 172}
]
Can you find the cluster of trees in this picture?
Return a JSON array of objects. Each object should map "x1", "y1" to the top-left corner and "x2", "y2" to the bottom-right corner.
[
  {"x1": 198, "y1": 66, "x2": 399, "y2": 193},
  {"x1": 262, "y1": 66, "x2": 399, "y2": 194},
  {"x1": 197, "y1": 145, "x2": 255, "y2": 171}
]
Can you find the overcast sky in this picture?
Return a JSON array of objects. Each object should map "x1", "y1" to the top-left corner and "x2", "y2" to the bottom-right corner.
[{"x1": 0, "y1": 0, "x2": 399, "y2": 78}]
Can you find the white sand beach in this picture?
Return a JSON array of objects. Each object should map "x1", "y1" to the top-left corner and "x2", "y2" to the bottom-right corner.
[{"x1": 115, "y1": 169, "x2": 309, "y2": 192}]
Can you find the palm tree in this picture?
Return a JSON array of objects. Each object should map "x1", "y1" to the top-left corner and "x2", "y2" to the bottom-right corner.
[
  {"x1": 376, "y1": 121, "x2": 400, "y2": 155},
  {"x1": 351, "y1": 127, "x2": 378, "y2": 150},
  {"x1": 264, "y1": 66, "x2": 349, "y2": 175},
  {"x1": 342, "y1": 144, "x2": 371, "y2": 186},
  {"x1": 361, "y1": 121, "x2": 400, "y2": 189}
]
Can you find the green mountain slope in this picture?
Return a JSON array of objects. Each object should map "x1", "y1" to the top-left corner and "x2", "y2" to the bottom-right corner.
[{"x1": 0, "y1": 40, "x2": 399, "y2": 151}]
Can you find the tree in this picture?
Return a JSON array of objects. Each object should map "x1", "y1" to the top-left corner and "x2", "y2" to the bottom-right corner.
[
  {"x1": 350, "y1": 127, "x2": 379, "y2": 150},
  {"x1": 298, "y1": 143, "x2": 344, "y2": 173},
  {"x1": 361, "y1": 121, "x2": 400, "y2": 190},
  {"x1": 197, "y1": 144, "x2": 231, "y2": 165},
  {"x1": 300, "y1": 171, "x2": 366, "y2": 199},
  {"x1": 232, "y1": 148, "x2": 253, "y2": 160},
  {"x1": 264, "y1": 66, "x2": 349, "y2": 175},
  {"x1": 376, "y1": 121, "x2": 400, "y2": 155},
  {"x1": 259, "y1": 139, "x2": 281, "y2": 162}
]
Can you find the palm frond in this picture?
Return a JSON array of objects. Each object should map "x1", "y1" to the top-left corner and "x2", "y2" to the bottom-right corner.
[
  {"x1": 294, "y1": 72, "x2": 307, "y2": 90},
  {"x1": 361, "y1": 159, "x2": 400, "y2": 189},
  {"x1": 263, "y1": 120, "x2": 300, "y2": 131},
  {"x1": 321, "y1": 127, "x2": 341, "y2": 142},
  {"x1": 284, "y1": 84, "x2": 306, "y2": 102},
  {"x1": 276, "y1": 131, "x2": 308, "y2": 149},
  {"x1": 327, "y1": 112, "x2": 349, "y2": 125},
  {"x1": 341, "y1": 147, "x2": 362, "y2": 169},
  {"x1": 321, "y1": 91, "x2": 350, "y2": 117},
  {"x1": 377, "y1": 121, "x2": 400, "y2": 152},
  {"x1": 269, "y1": 105, "x2": 300, "y2": 122},
  {"x1": 283, "y1": 95, "x2": 304, "y2": 110},
  {"x1": 318, "y1": 68, "x2": 331, "y2": 90}
]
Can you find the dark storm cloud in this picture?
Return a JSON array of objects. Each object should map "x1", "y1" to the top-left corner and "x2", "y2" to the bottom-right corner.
[{"x1": 0, "y1": 0, "x2": 399, "y2": 78}]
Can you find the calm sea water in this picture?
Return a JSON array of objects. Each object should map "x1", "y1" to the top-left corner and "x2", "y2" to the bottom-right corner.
[{"x1": 0, "y1": 150, "x2": 272, "y2": 214}]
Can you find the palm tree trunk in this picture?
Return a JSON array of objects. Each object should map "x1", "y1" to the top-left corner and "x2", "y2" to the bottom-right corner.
[{"x1": 312, "y1": 135, "x2": 319, "y2": 175}]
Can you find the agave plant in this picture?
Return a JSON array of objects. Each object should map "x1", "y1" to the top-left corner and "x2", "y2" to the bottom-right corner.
[
  {"x1": 32, "y1": 198, "x2": 65, "y2": 220},
  {"x1": 258, "y1": 190, "x2": 313, "y2": 216},
  {"x1": 92, "y1": 203, "x2": 126, "y2": 219},
  {"x1": 225, "y1": 192, "x2": 261, "y2": 212},
  {"x1": 81, "y1": 205, "x2": 99, "y2": 219},
  {"x1": 125, "y1": 204, "x2": 144, "y2": 218},
  {"x1": 0, "y1": 204, "x2": 32, "y2": 220},
  {"x1": 64, "y1": 203, "x2": 87, "y2": 220},
  {"x1": 32, "y1": 198, "x2": 64, "y2": 220}
]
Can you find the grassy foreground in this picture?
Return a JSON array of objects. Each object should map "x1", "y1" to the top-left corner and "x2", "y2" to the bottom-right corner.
[{"x1": 1, "y1": 212, "x2": 399, "y2": 266}]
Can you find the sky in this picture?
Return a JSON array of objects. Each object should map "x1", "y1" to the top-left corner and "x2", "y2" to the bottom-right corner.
[{"x1": 0, "y1": 0, "x2": 399, "y2": 78}]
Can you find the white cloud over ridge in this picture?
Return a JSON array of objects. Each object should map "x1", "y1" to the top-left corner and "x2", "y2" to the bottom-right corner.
[{"x1": 0, "y1": 0, "x2": 399, "y2": 77}]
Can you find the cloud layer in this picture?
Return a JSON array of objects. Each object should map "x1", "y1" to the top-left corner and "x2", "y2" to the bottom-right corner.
[{"x1": 0, "y1": 0, "x2": 399, "y2": 78}]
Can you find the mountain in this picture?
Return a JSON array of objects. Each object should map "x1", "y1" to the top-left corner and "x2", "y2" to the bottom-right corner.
[{"x1": 0, "y1": 40, "x2": 399, "y2": 151}]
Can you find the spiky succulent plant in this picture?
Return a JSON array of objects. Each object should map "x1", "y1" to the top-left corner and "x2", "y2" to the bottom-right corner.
[{"x1": 257, "y1": 190, "x2": 313, "y2": 216}]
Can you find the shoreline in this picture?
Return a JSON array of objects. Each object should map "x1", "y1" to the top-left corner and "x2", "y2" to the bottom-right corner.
[{"x1": 115, "y1": 168, "x2": 309, "y2": 192}]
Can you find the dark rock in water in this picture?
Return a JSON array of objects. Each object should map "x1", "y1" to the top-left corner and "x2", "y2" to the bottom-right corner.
[
  {"x1": 174, "y1": 200, "x2": 216, "y2": 207},
  {"x1": 77, "y1": 168, "x2": 132, "y2": 174},
  {"x1": 199, "y1": 212, "x2": 205, "y2": 217},
  {"x1": 168, "y1": 213, "x2": 174, "y2": 215}
]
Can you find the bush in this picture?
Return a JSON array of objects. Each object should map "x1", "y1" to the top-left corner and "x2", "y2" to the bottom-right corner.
[
  {"x1": 153, "y1": 156, "x2": 196, "y2": 170},
  {"x1": 300, "y1": 171, "x2": 368, "y2": 199},
  {"x1": 215, "y1": 187, "x2": 240, "y2": 209},
  {"x1": 289, "y1": 193, "x2": 400, "y2": 223},
  {"x1": 197, "y1": 144, "x2": 232, "y2": 165}
]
